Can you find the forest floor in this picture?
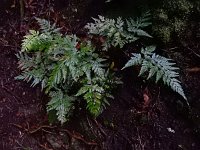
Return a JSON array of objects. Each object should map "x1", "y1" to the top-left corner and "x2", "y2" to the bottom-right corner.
[{"x1": 0, "y1": 0, "x2": 200, "y2": 150}]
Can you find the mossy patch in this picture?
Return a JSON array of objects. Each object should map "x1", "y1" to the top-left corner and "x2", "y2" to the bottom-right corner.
[{"x1": 152, "y1": 0, "x2": 194, "y2": 44}]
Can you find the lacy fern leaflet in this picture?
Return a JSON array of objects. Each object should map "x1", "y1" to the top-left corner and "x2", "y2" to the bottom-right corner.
[{"x1": 122, "y1": 46, "x2": 187, "y2": 101}]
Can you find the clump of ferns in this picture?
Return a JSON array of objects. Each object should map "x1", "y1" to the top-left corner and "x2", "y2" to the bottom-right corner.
[
  {"x1": 16, "y1": 18, "x2": 121, "y2": 124},
  {"x1": 86, "y1": 13, "x2": 188, "y2": 104}
]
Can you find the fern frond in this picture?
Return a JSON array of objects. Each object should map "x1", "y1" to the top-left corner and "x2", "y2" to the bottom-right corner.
[
  {"x1": 127, "y1": 11, "x2": 152, "y2": 29},
  {"x1": 15, "y1": 68, "x2": 46, "y2": 88},
  {"x1": 47, "y1": 64, "x2": 62, "y2": 89},
  {"x1": 138, "y1": 60, "x2": 150, "y2": 76},
  {"x1": 149, "y1": 53, "x2": 187, "y2": 100},
  {"x1": 91, "y1": 58, "x2": 106, "y2": 77},
  {"x1": 168, "y1": 78, "x2": 187, "y2": 100},
  {"x1": 16, "y1": 51, "x2": 48, "y2": 89},
  {"x1": 47, "y1": 90, "x2": 75, "y2": 124},
  {"x1": 122, "y1": 53, "x2": 143, "y2": 70},
  {"x1": 22, "y1": 30, "x2": 40, "y2": 52},
  {"x1": 22, "y1": 30, "x2": 53, "y2": 52},
  {"x1": 36, "y1": 18, "x2": 61, "y2": 34},
  {"x1": 122, "y1": 46, "x2": 187, "y2": 100},
  {"x1": 77, "y1": 81, "x2": 105, "y2": 117},
  {"x1": 76, "y1": 71, "x2": 121, "y2": 117},
  {"x1": 86, "y1": 13, "x2": 152, "y2": 50},
  {"x1": 36, "y1": 18, "x2": 51, "y2": 31},
  {"x1": 16, "y1": 52, "x2": 34, "y2": 69},
  {"x1": 126, "y1": 11, "x2": 152, "y2": 38},
  {"x1": 147, "y1": 66, "x2": 158, "y2": 80}
]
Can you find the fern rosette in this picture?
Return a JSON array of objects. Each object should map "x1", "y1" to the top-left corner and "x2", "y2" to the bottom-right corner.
[{"x1": 16, "y1": 19, "x2": 121, "y2": 123}]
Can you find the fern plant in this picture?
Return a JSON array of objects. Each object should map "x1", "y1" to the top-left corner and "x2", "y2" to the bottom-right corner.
[
  {"x1": 85, "y1": 12, "x2": 152, "y2": 50},
  {"x1": 47, "y1": 90, "x2": 76, "y2": 124},
  {"x1": 86, "y1": 13, "x2": 187, "y2": 103},
  {"x1": 16, "y1": 18, "x2": 121, "y2": 123},
  {"x1": 122, "y1": 46, "x2": 188, "y2": 103}
]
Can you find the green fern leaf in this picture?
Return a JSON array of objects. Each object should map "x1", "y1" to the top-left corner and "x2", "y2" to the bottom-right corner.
[
  {"x1": 122, "y1": 53, "x2": 143, "y2": 70},
  {"x1": 91, "y1": 60, "x2": 105, "y2": 77},
  {"x1": 36, "y1": 18, "x2": 61, "y2": 34},
  {"x1": 47, "y1": 90, "x2": 75, "y2": 124},
  {"x1": 122, "y1": 46, "x2": 187, "y2": 101},
  {"x1": 76, "y1": 85, "x2": 89, "y2": 96},
  {"x1": 156, "y1": 70, "x2": 164, "y2": 83},
  {"x1": 47, "y1": 65, "x2": 61, "y2": 89},
  {"x1": 135, "y1": 29, "x2": 152, "y2": 38},
  {"x1": 147, "y1": 67, "x2": 157, "y2": 80},
  {"x1": 138, "y1": 60, "x2": 149, "y2": 76},
  {"x1": 127, "y1": 11, "x2": 151, "y2": 29},
  {"x1": 86, "y1": 14, "x2": 152, "y2": 50},
  {"x1": 169, "y1": 78, "x2": 187, "y2": 100}
]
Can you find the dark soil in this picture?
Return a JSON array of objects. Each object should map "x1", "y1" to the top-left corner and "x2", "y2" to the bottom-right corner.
[{"x1": 0, "y1": 0, "x2": 200, "y2": 150}]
